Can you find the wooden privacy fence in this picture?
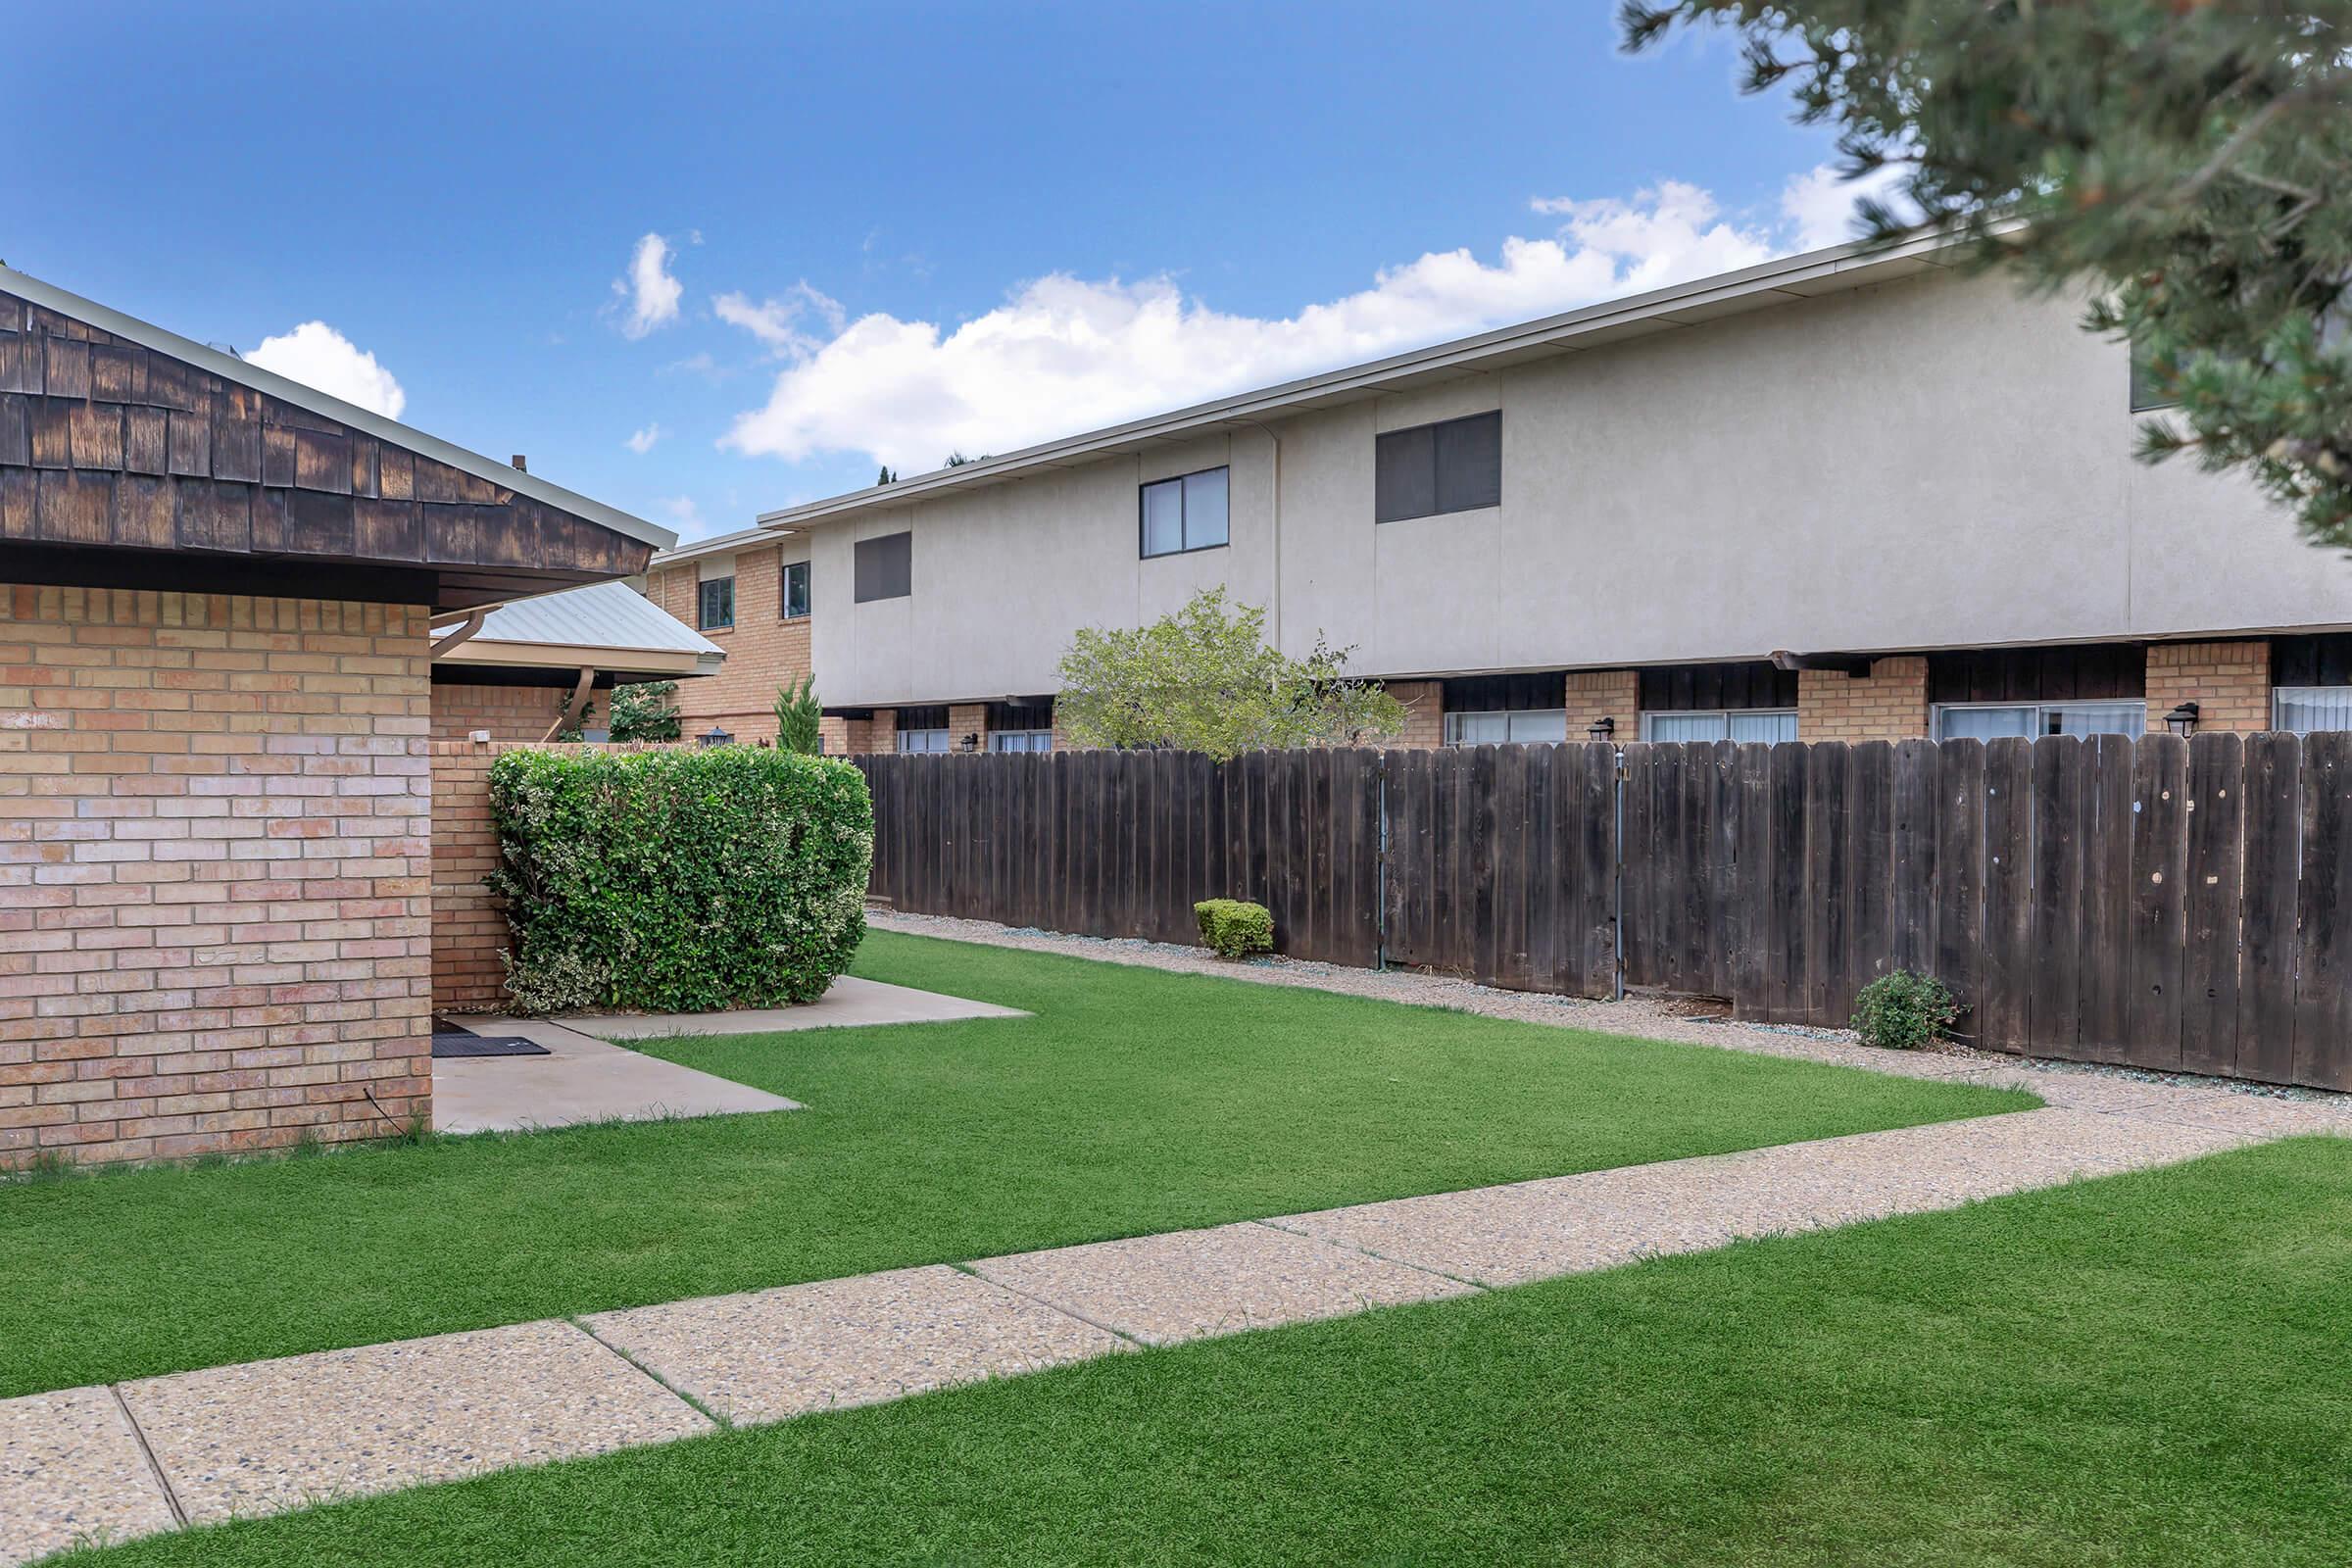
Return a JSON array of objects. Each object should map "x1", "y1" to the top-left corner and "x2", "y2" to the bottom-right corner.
[{"x1": 854, "y1": 732, "x2": 2352, "y2": 1090}]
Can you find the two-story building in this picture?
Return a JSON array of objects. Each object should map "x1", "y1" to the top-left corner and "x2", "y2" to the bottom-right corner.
[{"x1": 644, "y1": 232, "x2": 2352, "y2": 753}]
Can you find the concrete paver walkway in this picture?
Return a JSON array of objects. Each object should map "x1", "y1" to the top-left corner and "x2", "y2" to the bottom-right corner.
[{"x1": 4, "y1": 1090, "x2": 2328, "y2": 1565}]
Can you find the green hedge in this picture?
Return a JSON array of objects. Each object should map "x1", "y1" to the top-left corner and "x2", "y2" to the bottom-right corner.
[
  {"x1": 1194, "y1": 899, "x2": 1274, "y2": 959},
  {"x1": 488, "y1": 747, "x2": 872, "y2": 1014}
]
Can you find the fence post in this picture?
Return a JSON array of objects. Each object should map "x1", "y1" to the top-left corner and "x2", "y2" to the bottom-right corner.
[
  {"x1": 1375, "y1": 751, "x2": 1390, "y2": 972},
  {"x1": 1612, "y1": 742, "x2": 1628, "y2": 1002}
]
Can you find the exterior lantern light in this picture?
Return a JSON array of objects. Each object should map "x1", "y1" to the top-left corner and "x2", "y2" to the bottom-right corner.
[
  {"x1": 2163, "y1": 702, "x2": 2199, "y2": 738},
  {"x1": 1587, "y1": 715, "x2": 1617, "y2": 742},
  {"x1": 700, "y1": 725, "x2": 733, "y2": 748},
  {"x1": 959, "y1": 732, "x2": 981, "y2": 753}
]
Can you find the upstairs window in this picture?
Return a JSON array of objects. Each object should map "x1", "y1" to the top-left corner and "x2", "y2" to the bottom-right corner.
[
  {"x1": 855, "y1": 532, "x2": 912, "y2": 603},
  {"x1": 1140, "y1": 466, "x2": 1230, "y2": 558},
  {"x1": 1376, "y1": 410, "x2": 1500, "y2": 523},
  {"x1": 781, "y1": 560, "x2": 810, "y2": 619},
  {"x1": 697, "y1": 577, "x2": 735, "y2": 631}
]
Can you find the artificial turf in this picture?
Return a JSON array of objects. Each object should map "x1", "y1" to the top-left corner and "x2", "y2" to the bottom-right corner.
[
  {"x1": 0, "y1": 931, "x2": 2028, "y2": 1396},
  {"x1": 71, "y1": 1137, "x2": 2352, "y2": 1567}
]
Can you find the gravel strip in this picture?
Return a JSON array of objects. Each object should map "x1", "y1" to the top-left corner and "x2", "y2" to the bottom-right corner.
[{"x1": 869, "y1": 909, "x2": 2352, "y2": 1116}]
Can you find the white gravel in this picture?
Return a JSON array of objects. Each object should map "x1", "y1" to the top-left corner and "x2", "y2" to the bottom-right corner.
[{"x1": 868, "y1": 908, "x2": 2352, "y2": 1114}]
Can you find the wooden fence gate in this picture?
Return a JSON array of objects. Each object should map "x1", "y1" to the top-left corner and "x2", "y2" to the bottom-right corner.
[{"x1": 855, "y1": 731, "x2": 2352, "y2": 1090}]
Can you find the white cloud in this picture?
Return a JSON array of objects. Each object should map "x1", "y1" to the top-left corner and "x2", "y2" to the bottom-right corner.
[
  {"x1": 245, "y1": 321, "x2": 407, "y2": 419},
  {"x1": 712, "y1": 284, "x2": 847, "y2": 359},
  {"x1": 612, "y1": 233, "x2": 683, "y2": 339},
  {"x1": 1779, "y1": 162, "x2": 1913, "y2": 252},
  {"x1": 625, "y1": 422, "x2": 663, "y2": 454},
  {"x1": 716, "y1": 168, "x2": 1855, "y2": 474},
  {"x1": 659, "y1": 494, "x2": 711, "y2": 540}
]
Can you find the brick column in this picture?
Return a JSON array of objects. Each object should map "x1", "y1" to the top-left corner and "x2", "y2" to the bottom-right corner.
[
  {"x1": 843, "y1": 709, "x2": 898, "y2": 755},
  {"x1": 1565, "y1": 669, "x2": 1640, "y2": 743},
  {"x1": 2145, "y1": 640, "x2": 2271, "y2": 733},
  {"x1": 948, "y1": 703, "x2": 989, "y2": 754},
  {"x1": 1, "y1": 588, "x2": 431, "y2": 1168},
  {"x1": 1797, "y1": 657, "x2": 1929, "y2": 741},
  {"x1": 1385, "y1": 681, "x2": 1445, "y2": 749}
]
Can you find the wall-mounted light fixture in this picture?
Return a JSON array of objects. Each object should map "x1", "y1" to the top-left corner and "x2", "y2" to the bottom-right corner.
[
  {"x1": 958, "y1": 733, "x2": 981, "y2": 753},
  {"x1": 2163, "y1": 702, "x2": 2200, "y2": 738},
  {"x1": 1587, "y1": 715, "x2": 1617, "y2": 742},
  {"x1": 700, "y1": 725, "x2": 734, "y2": 748}
]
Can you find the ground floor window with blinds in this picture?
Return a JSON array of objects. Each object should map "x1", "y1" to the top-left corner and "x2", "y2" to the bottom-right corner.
[
  {"x1": 1640, "y1": 710, "x2": 1797, "y2": 744},
  {"x1": 1932, "y1": 702, "x2": 2146, "y2": 741},
  {"x1": 1444, "y1": 710, "x2": 1566, "y2": 746},
  {"x1": 895, "y1": 706, "x2": 954, "y2": 754},
  {"x1": 2274, "y1": 687, "x2": 2352, "y2": 733},
  {"x1": 990, "y1": 729, "x2": 1052, "y2": 753}
]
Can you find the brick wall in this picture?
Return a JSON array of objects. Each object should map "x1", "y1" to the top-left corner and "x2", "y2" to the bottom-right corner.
[
  {"x1": 1564, "y1": 669, "x2": 1639, "y2": 743},
  {"x1": 428, "y1": 741, "x2": 507, "y2": 1012},
  {"x1": 948, "y1": 703, "x2": 989, "y2": 752},
  {"x1": 844, "y1": 709, "x2": 898, "y2": 756},
  {"x1": 2146, "y1": 640, "x2": 2271, "y2": 734},
  {"x1": 1387, "y1": 680, "x2": 1444, "y2": 749},
  {"x1": 429, "y1": 679, "x2": 558, "y2": 743},
  {"x1": 0, "y1": 587, "x2": 431, "y2": 1168},
  {"x1": 647, "y1": 546, "x2": 813, "y2": 745},
  {"x1": 1797, "y1": 657, "x2": 1929, "y2": 741}
]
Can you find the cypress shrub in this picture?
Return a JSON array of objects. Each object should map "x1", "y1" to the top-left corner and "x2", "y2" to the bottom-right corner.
[{"x1": 489, "y1": 747, "x2": 872, "y2": 1014}]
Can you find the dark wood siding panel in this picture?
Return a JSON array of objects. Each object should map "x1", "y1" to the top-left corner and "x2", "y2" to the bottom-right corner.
[{"x1": 0, "y1": 288, "x2": 654, "y2": 603}]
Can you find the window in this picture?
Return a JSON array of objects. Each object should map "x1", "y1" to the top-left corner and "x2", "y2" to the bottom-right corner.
[
  {"x1": 781, "y1": 560, "x2": 810, "y2": 619},
  {"x1": 1642, "y1": 710, "x2": 1797, "y2": 744},
  {"x1": 1445, "y1": 710, "x2": 1566, "y2": 746},
  {"x1": 1376, "y1": 411, "x2": 1500, "y2": 523},
  {"x1": 855, "y1": 532, "x2": 912, "y2": 603},
  {"x1": 896, "y1": 705, "x2": 952, "y2": 754},
  {"x1": 2274, "y1": 687, "x2": 2352, "y2": 734},
  {"x1": 1139, "y1": 466, "x2": 1229, "y2": 558},
  {"x1": 696, "y1": 577, "x2": 734, "y2": 631},
  {"x1": 1932, "y1": 702, "x2": 2146, "y2": 741},
  {"x1": 991, "y1": 729, "x2": 1052, "y2": 753}
]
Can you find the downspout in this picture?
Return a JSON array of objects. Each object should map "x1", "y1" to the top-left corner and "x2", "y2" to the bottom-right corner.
[
  {"x1": 542, "y1": 666, "x2": 597, "y2": 743},
  {"x1": 428, "y1": 611, "x2": 487, "y2": 660},
  {"x1": 1235, "y1": 421, "x2": 1283, "y2": 655}
]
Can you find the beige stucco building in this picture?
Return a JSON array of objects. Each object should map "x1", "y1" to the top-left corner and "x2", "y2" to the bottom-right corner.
[{"x1": 646, "y1": 234, "x2": 2352, "y2": 754}]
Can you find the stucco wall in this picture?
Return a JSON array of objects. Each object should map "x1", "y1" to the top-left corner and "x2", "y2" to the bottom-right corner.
[{"x1": 803, "y1": 267, "x2": 2352, "y2": 709}]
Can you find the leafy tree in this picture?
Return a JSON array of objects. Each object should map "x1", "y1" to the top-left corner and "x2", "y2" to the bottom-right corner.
[
  {"x1": 773, "y1": 674, "x2": 823, "y2": 755},
  {"x1": 1622, "y1": 2, "x2": 2352, "y2": 548},
  {"x1": 1054, "y1": 586, "x2": 1405, "y2": 761},
  {"x1": 606, "y1": 680, "x2": 682, "y2": 743}
]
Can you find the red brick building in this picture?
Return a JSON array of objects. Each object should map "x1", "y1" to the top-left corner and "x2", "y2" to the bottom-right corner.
[{"x1": 0, "y1": 265, "x2": 671, "y2": 1166}]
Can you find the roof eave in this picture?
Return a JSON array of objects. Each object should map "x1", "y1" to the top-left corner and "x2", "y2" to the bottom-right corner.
[{"x1": 0, "y1": 263, "x2": 676, "y2": 553}]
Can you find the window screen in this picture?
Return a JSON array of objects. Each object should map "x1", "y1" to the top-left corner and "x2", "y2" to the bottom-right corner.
[
  {"x1": 854, "y1": 532, "x2": 911, "y2": 603},
  {"x1": 781, "y1": 560, "x2": 810, "y2": 619},
  {"x1": 697, "y1": 577, "x2": 734, "y2": 631},
  {"x1": 1377, "y1": 411, "x2": 1499, "y2": 523}
]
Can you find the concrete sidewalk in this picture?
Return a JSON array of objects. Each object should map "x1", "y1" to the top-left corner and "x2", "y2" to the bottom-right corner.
[{"x1": 4, "y1": 1088, "x2": 2330, "y2": 1566}]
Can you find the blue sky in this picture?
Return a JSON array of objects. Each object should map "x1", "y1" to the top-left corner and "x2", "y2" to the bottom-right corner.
[{"x1": 10, "y1": 2, "x2": 1869, "y2": 544}]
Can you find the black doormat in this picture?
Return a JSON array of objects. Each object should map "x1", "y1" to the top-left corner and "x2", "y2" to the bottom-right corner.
[{"x1": 431, "y1": 1033, "x2": 551, "y2": 1059}]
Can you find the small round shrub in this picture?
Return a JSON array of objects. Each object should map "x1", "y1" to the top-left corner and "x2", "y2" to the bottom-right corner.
[
  {"x1": 1195, "y1": 899, "x2": 1274, "y2": 959},
  {"x1": 1850, "y1": 970, "x2": 1960, "y2": 1051}
]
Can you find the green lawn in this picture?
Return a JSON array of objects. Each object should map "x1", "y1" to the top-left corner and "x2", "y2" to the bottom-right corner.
[
  {"x1": 72, "y1": 1138, "x2": 2352, "y2": 1567},
  {"x1": 0, "y1": 931, "x2": 2027, "y2": 1396}
]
